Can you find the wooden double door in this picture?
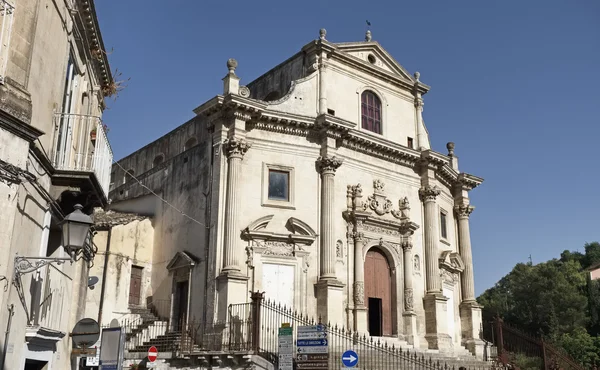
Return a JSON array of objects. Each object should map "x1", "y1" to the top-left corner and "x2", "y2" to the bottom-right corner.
[{"x1": 364, "y1": 248, "x2": 393, "y2": 336}]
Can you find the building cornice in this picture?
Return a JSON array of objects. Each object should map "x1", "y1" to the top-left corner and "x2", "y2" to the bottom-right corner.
[
  {"x1": 77, "y1": 0, "x2": 113, "y2": 89},
  {"x1": 0, "y1": 109, "x2": 44, "y2": 143},
  {"x1": 196, "y1": 96, "x2": 483, "y2": 191}
]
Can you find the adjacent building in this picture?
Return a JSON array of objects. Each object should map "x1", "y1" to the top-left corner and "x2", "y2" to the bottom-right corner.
[
  {"x1": 0, "y1": 0, "x2": 113, "y2": 368},
  {"x1": 103, "y1": 29, "x2": 486, "y2": 359}
]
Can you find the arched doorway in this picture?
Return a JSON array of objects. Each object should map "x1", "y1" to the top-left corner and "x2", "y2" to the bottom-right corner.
[{"x1": 364, "y1": 247, "x2": 393, "y2": 336}]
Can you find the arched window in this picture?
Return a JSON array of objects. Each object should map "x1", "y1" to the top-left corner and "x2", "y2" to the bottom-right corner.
[
  {"x1": 361, "y1": 90, "x2": 382, "y2": 134},
  {"x1": 184, "y1": 137, "x2": 197, "y2": 151},
  {"x1": 153, "y1": 154, "x2": 164, "y2": 167}
]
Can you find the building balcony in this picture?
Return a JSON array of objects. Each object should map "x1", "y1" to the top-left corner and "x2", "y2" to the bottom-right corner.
[{"x1": 50, "y1": 113, "x2": 113, "y2": 206}]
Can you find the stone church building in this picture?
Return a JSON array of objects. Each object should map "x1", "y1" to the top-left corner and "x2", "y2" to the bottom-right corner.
[{"x1": 99, "y1": 29, "x2": 485, "y2": 358}]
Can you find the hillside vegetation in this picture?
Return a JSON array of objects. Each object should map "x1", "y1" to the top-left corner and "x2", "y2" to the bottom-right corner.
[{"x1": 478, "y1": 242, "x2": 600, "y2": 367}]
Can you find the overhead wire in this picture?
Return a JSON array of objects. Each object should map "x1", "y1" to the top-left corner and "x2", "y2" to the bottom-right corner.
[{"x1": 111, "y1": 160, "x2": 210, "y2": 229}]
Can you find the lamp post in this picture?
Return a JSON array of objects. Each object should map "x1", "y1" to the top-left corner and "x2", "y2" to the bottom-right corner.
[{"x1": 61, "y1": 204, "x2": 94, "y2": 260}]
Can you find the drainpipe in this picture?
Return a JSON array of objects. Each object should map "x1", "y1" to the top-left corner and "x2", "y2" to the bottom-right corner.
[
  {"x1": 97, "y1": 228, "x2": 112, "y2": 325},
  {"x1": 0, "y1": 304, "x2": 14, "y2": 370},
  {"x1": 202, "y1": 134, "x2": 214, "y2": 326}
]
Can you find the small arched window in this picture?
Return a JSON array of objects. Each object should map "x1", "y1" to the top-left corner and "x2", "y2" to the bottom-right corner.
[
  {"x1": 184, "y1": 137, "x2": 197, "y2": 151},
  {"x1": 361, "y1": 90, "x2": 382, "y2": 134},
  {"x1": 153, "y1": 154, "x2": 164, "y2": 167}
]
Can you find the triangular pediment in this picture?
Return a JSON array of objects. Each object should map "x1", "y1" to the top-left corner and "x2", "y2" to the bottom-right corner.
[
  {"x1": 166, "y1": 251, "x2": 199, "y2": 271},
  {"x1": 335, "y1": 42, "x2": 415, "y2": 82}
]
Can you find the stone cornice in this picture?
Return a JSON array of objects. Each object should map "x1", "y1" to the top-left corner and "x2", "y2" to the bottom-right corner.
[
  {"x1": 194, "y1": 99, "x2": 482, "y2": 191},
  {"x1": 0, "y1": 107, "x2": 43, "y2": 143},
  {"x1": 77, "y1": 0, "x2": 113, "y2": 89}
]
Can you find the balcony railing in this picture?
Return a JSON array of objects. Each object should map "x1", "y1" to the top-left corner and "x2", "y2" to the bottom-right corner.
[{"x1": 51, "y1": 113, "x2": 113, "y2": 196}]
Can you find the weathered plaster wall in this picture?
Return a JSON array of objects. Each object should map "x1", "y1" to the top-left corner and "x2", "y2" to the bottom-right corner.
[
  {"x1": 248, "y1": 52, "x2": 306, "y2": 101},
  {"x1": 87, "y1": 218, "x2": 154, "y2": 326},
  {"x1": 110, "y1": 118, "x2": 213, "y2": 324},
  {"x1": 0, "y1": 0, "x2": 111, "y2": 367},
  {"x1": 111, "y1": 118, "x2": 204, "y2": 191}
]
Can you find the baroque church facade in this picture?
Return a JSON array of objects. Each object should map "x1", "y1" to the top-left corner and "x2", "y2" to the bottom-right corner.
[{"x1": 103, "y1": 29, "x2": 485, "y2": 358}]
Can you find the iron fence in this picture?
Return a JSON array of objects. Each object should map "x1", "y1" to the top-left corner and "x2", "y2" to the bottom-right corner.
[
  {"x1": 481, "y1": 316, "x2": 586, "y2": 370},
  {"x1": 256, "y1": 298, "x2": 496, "y2": 370}
]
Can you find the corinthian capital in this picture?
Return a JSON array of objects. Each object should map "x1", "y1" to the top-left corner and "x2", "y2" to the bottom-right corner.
[
  {"x1": 224, "y1": 137, "x2": 251, "y2": 159},
  {"x1": 454, "y1": 204, "x2": 475, "y2": 219},
  {"x1": 418, "y1": 185, "x2": 440, "y2": 203},
  {"x1": 316, "y1": 155, "x2": 343, "y2": 174}
]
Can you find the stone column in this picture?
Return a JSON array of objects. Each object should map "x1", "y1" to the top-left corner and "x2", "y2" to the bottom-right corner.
[
  {"x1": 455, "y1": 204, "x2": 475, "y2": 302},
  {"x1": 455, "y1": 203, "x2": 485, "y2": 359},
  {"x1": 353, "y1": 232, "x2": 368, "y2": 333},
  {"x1": 402, "y1": 240, "x2": 418, "y2": 346},
  {"x1": 317, "y1": 155, "x2": 343, "y2": 280},
  {"x1": 419, "y1": 185, "x2": 441, "y2": 294},
  {"x1": 419, "y1": 184, "x2": 451, "y2": 351},
  {"x1": 222, "y1": 137, "x2": 251, "y2": 274},
  {"x1": 315, "y1": 155, "x2": 344, "y2": 325}
]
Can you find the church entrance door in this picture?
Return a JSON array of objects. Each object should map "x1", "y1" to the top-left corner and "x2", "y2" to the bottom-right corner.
[{"x1": 364, "y1": 248, "x2": 393, "y2": 336}]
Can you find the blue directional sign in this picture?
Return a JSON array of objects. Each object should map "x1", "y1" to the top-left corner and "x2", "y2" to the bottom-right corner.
[
  {"x1": 342, "y1": 350, "x2": 359, "y2": 368},
  {"x1": 297, "y1": 339, "x2": 328, "y2": 347}
]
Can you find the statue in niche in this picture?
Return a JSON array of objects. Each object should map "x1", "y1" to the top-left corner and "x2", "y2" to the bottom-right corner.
[
  {"x1": 414, "y1": 255, "x2": 420, "y2": 272},
  {"x1": 336, "y1": 240, "x2": 343, "y2": 258}
]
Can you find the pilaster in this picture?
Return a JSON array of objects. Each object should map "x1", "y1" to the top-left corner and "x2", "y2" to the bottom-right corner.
[
  {"x1": 221, "y1": 136, "x2": 251, "y2": 276},
  {"x1": 419, "y1": 185, "x2": 441, "y2": 294},
  {"x1": 401, "y1": 240, "x2": 418, "y2": 346},
  {"x1": 315, "y1": 154, "x2": 344, "y2": 326},
  {"x1": 353, "y1": 231, "x2": 368, "y2": 334}
]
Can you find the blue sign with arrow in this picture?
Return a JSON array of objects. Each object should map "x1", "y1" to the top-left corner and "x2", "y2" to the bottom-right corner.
[
  {"x1": 341, "y1": 350, "x2": 358, "y2": 368},
  {"x1": 297, "y1": 339, "x2": 328, "y2": 346}
]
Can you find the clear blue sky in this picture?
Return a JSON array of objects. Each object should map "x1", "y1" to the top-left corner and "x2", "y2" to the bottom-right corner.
[{"x1": 95, "y1": 0, "x2": 600, "y2": 295}]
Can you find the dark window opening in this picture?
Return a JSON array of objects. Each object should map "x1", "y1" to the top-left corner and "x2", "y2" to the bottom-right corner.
[
  {"x1": 368, "y1": 54, "x2": 377, "y2": 64},
  {"x1": 46, "y1": 229, "x2": 62, "y2": 257},
  {"x1": 361, "y1": 91, "x2": 382, "y2": 134},
  {"x1": 407, "y1": 137, "x2": 414, "y2": 149},
  {"x1": 268, "y1": 169, "x2": 289, "y2": 201},
  {"x1": 184, "y1": 137, "x2": 197, "y2": 151},
  {"x1": 153, "y1": 155, "x2": 164, "y2": 167},
  {"x1": 327, "y1": 109, "x2": 335, "y2": 115},
  {"x1": 440, "y1": 212, "x2": 448, "y2": 239},
  {"x1": 183, "y1": 157, "x2": 188, "y2": 163}
]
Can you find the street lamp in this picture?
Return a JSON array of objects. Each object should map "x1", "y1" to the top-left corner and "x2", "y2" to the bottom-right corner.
[{"x1": 61, "y1": 204, "x2": 94, "y2": 257}]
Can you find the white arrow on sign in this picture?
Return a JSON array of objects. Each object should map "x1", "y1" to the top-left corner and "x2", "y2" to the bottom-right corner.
[{"x1": 342, "y1": 354, "x2": 357, "y2": 364}]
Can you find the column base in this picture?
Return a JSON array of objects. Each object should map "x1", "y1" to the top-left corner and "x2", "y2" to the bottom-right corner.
[
  {"x1": 216, "y1": 273, "x2": 249, "y2": 321},
  {"x1": 402, "y1": 311, "x2": 419, "y2": 348},
  {"x1": 315, "y1": 279, "x2": 345, "y2": 326},
  {"x1": 423, "y1": 293, "x2": 453, "y2": 351},
  {"x1": 353, "y1": 306, "x2": 368, "y2": 335},
  {"x1": 460, "y1": 300, "x2": 485, "y2": 359}
]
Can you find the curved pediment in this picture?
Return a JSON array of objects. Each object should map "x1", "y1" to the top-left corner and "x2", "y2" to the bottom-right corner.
[
  {"x1": 439, "y1": 250, "x2": 464, "y2": 274},
  {"x1": 286, "y1": 217, "x2": 317, "y2": 237},
  {"x1": 245, "y1": 215, "x2": 274, "y2": 231},
  {"x1": 243, "y1": 215, "x2": 316, "y2": 246}
]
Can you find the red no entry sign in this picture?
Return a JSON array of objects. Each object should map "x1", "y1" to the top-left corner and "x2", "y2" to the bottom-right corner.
[{"x1": 148, "y1": 346, "x2": 158, "y2": 362}]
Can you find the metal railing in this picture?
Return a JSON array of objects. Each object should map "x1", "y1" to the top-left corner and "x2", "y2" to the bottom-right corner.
[
  {"x1": 482, "y1": 316, "x2": 586, "y2": 370},
  {"x1": 51, "y1": 112, "x2": 113, "y2": 196},
  {"x1": 113, "y1": 293, "x2": 504, "y2": 369},
  {"x1": 0, "y1": 0, "x2": 15, "y2": 83},
  {"x1": 254, "y1": 297, "x2": 495, "y2": 370}
]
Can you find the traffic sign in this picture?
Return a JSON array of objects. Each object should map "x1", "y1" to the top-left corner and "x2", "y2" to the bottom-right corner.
[
  {"x1": 342, "y1": 350, "x2": 358, "y2": 368},
  {"x1": 278, "y1": 324, "x2": 293, "y2": 370},
  {"x1": 148, "y1": 346, "x2": 158, "y2": 362},
  {"x1": 297, "y1": 339, "x2": 328, "y2": 347}
]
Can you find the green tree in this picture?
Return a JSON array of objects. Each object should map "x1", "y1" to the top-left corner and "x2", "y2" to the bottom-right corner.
[{"x1": 479, "y1": 241, "x2": 600, "y2": 365}]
